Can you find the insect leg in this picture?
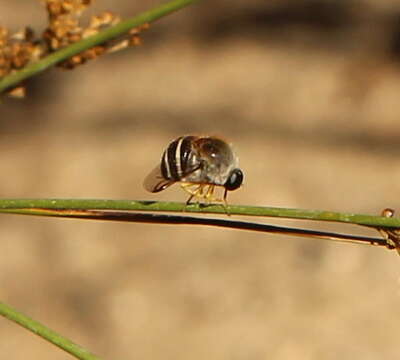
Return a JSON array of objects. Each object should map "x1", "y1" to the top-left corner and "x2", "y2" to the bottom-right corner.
[
  {"x1": 186, "y1": 194, "x2": 195, "y2": 206},
  {"x1": 181, "y1": 183, "x2": 202, "y2": 207},
  {"x1": 223, "y1": 188, "x2": 230, "y2": 216},
  {"x1": 181, "y1": 183, "x2": 199, "y2": 195},
  {"x1": 205, "y1": 185, "x2": 215, "y2": 202}
]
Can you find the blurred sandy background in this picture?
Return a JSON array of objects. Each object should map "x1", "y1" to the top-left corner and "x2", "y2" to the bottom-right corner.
[{"x1": 2, "y1": 0, "x2": 400, "y2": 359}]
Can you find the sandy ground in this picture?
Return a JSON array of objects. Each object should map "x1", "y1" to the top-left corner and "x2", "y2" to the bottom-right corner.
[{"x1": 1, "y1": 1, "x2": 400, "y2": 359}]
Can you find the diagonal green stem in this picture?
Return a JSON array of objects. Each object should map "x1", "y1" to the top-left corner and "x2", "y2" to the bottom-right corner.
[
  {"x1": 0, "y1": 301, "x2": 103, "y2": 360},
  {"x1": 0, "y1": 198, "x2": 398, "y2": 228},
  {"x1": 0, "y1": 0, "x2": 200, "y2": 93}
]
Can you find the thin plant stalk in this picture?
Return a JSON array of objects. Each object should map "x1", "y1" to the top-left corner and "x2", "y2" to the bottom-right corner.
[
  {"x1": 1, "y1": 207, "x2": 389, "y2": 248},
  {"x1": 0, "y1": 198, "x2": 398, "y2": 228},
  {"x1": 0, "y1": 302, "x2": 103, "y2": 360},
  {"x1": 0, "y1": 0, "x2": 200, "y2": 93}
]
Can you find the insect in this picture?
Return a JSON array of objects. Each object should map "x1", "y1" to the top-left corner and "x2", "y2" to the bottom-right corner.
[{"x1": 144, "y1": 135, "x2": 243, "y2": 206}]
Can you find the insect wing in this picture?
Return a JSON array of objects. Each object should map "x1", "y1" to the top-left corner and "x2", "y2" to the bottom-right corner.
[
  {"x1": 143, "y1": 165, "x2": 174, "y2": 193},
  {"x1": 180, "y1": 162, "x2": 203, "y2": 182}
]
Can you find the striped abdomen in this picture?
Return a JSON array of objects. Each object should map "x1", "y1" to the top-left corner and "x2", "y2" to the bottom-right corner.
[{"x1": 161, "y1": 136, "x2": 196, "y2": 180}]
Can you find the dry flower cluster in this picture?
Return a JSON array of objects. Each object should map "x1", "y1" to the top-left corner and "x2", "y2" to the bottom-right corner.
[{"x1": 0, "y1": 0, "x2": 149, "y2": 97}]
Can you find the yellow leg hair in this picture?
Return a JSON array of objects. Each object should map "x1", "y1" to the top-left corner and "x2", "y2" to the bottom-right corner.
[
  {"x1": 180, "y1": 183, "x2": 230, "y2": 214},
  {"x1": 181, "y1": 183, "x2": 204, "y2": 205}
]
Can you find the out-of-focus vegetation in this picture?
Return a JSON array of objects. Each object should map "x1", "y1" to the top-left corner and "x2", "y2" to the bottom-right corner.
[{"x1": 1, "y1": 1, "x2": 400, "y2": 359}]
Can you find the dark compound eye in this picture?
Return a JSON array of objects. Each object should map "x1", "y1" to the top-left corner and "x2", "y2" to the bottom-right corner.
[{"x1": 224, "y1": 169, "x2": 243, "y2": 191}]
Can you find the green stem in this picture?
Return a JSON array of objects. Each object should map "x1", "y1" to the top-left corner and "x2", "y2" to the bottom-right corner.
[
  {"x1": 0, "y1": 198, "x2": 398, "y2": 228},
  {"x1": 0, "y1": 0, "x2": 200, "y2": 93},
  {"x1": 0, "y1": 302, "x2": 103, "y2": 360}
]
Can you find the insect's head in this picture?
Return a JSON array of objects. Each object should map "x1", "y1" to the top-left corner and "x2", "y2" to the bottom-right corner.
[{"x1": 224, "y1": 168, "x2": 243, "y2": 191}]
